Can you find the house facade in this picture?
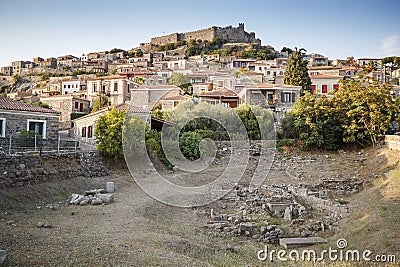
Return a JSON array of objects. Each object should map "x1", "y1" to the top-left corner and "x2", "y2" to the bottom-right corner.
[
  {"x1": 86, "y1": 76, "x2": 139, "y2": 106},
  {"x1": 40, "y1": 95, "x2": 90, "y2": 129},
  {"x1": 310, "y1": 74, "x2": 341, "y2": 94},
  {"x1": 70, "y1": 104, "x2": 148, "y2": 145},
  {"x1": 0, "y1": 97, "x2": 60, "y2": 141}
]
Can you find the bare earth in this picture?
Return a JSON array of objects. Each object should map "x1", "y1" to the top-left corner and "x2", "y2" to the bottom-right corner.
[{"x1": 0, "y1": 147, "x2": 399, "y2": 266}]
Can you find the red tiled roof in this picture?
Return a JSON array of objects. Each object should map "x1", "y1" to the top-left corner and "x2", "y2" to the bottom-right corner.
[
  {"x1": 310, "y1": 74, "x2": 342, "y2": 79},
  {"x1": 200, "y1": 89, "x2": 238, "y2": 97},
  {"x1": 0, "y1": 97, "x2": 60, "y2": 114}
]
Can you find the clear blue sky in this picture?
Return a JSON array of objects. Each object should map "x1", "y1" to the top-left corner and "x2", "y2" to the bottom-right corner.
[{"x1": 0, "y1": 0, "x2": 399, "y2": 67}]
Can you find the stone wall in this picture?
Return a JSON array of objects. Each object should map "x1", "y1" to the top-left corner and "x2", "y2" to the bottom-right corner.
[
  {"x1": 150, "y1": 24, "x2": 261, "y2": 46},
  {"x1": 386, "y1": 135, "x2": 400, "y2": 150},
  {"x1": 151, "y1": 33, "x2": 180, "y2": 46},
  {"x1": 0, "y1": 151, "x2": 110, "y2": 189}
]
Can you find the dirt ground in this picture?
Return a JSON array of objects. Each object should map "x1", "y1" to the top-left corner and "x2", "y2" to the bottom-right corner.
[{"x1": 0, "y1": 146, "x2": 398, "y2": 266}]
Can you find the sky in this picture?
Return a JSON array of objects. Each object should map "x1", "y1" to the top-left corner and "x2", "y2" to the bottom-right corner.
[{"x1": 0, "y1": 0, "x2": 399, "y2": 67}]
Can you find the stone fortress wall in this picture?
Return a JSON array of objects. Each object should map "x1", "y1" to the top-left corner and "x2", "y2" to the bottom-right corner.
[{"x1": 150, "y1": 23, "x2": 261, "y2": 46}]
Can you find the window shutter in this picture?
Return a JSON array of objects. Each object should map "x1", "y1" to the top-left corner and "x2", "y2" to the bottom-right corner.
[
  {"x1": 281, "y1": 92, "x2": 284, "y2": 102},
  {"x1": 292, "y1": 92, "x2": 296, "y2": 102}
]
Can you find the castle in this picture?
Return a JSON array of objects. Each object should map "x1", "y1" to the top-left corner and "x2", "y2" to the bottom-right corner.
[{"x1": 150, "y1": 23, "x2": 261, "y2": 46}]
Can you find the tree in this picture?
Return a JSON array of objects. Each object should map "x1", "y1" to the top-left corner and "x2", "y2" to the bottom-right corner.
[
  {"x1": 286, "y1": 77, "x2": 397, "y2": 149},
  {"x1": 135, "y1": 49, "x2": 144, "y2": 57},
  {"x1": 94, "y1": 107, "x2": 125, "y2": 159},
  {"x1": 134, "y1": 77, "x2": 144, "y2": 85},
  {"x1": 333, "y1": 79, "x2": 395, "y2": 147},
  {"x1": 168, "y1": 72, "x2": 190, "y2": 90},
  {"x1": 91, "y1": 96, "x2": 109, "y2": 113},
  {"x1": 284, "y1": 47, "x2": 312, "y2": 95}
]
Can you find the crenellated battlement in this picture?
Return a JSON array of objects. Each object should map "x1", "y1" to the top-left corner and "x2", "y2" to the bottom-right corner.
[{"x1": 150, "y1": 23, "x2": 261, "y2": 46}]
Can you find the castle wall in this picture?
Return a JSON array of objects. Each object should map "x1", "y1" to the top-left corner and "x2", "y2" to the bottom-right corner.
[
  {"x1": 151, "y1": 33, "x2": 179, "y2": 45},
  {"x1": 149, "y1": 24, "x2": 261, "y2": 46},
  {"x1": 181, "y1": 28, "x2": 216, "y2": 42}
]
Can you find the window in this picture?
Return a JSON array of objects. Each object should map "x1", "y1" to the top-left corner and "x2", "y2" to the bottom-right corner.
[
  {"x1": 333, "y1": 84, "x2": 339, "y2": 91},
  {"x1": 75, "y1": 102, "x2": 78, "y2": 109},
  {"x1": 88, "y1": 126, "x2": 93, "y2": 138},
  {"x1": 93, "y1": 83, "x2": 97, "y2": 92},
  {"x1": 322, "y1": 84, "x2": 328, "y2": 93},
  {"x1": 80, "y1": 103, "x2": 83, "y2": 112},
  {"x1": 281, "y1": 92, "x2": 292, "y2": 102},
  {"x1": 27, "y1": 120, "x2": 46, "y2": 139},
  {"x1": 311, "y1": 85, "x2": 316, "y2": 93},
  {"x1": 0, "y1": 118, "x2": 6, "y2": 137},
  {"x1": 82, "y1": 127, "x2": 86, "y2": 137},
  {"x1": 60, "y1": 101, "x2": 62, "y2": 108},
  {"x1": 68, "y1": 85, "x2": 71, "y2": 89},
  {"x1": 114, "y1": 82, "x2": 118, "y2": 92}
]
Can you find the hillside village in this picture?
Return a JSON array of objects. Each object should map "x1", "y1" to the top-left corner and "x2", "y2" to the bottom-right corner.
[
  {"x1": 0, "y1": 22, "x2": 400, "y2": 266},
  {"x1": 0, "y1": 23, "x2": 399, "y2": 147}
]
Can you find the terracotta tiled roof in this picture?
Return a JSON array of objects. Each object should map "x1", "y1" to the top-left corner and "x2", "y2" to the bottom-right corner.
[
  {"x1": 114, "y1": 103, "x2": 149, "y2": 113},
  {"x1": 200, "y1": 89, "x2": 238, "y2": 97},
  {"x1": 310, "y1": 74, "x2": 342, "y2": 79},
  {"x1": 161, "y1": 95, "x2": 191, "y2": 101},
  {"x1": 0, "y1": 97, "x2": 60, "y2": 114}
]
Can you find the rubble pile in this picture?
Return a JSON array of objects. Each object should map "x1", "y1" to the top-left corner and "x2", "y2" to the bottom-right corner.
[{"x1": 69, "y1": 189, "x2": 114, "y2": 206}]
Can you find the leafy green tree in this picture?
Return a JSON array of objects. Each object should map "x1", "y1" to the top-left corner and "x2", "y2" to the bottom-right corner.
[
  {"x1": 12, "y1": 74, "x2": 20, "y2": 84},
  {"x1": 334, "y1": 79, "x2": 395, "y2": 147},
  {"x1": 94, "y1": 107, "x2": 125, "y2": 159},
  {"x1": 134, "y1": 77, "x2": 144, "y2": 85},
  {"x1": 135, "y1": 49, "x2": 144, "y2": 57},
  {"x1": 91, "y1": 96, "x2": 109, "y2": 113},
  {"x1": 110, "y1": 48, "x2": 126, "y2": 54},
  {"x1": 179, "y1": 131, "x2": 203, "y2": 161},
  {"x1": 287, "y1": 78, "x2": 397, "y2": 149},
  {"x1": 168, "y1": 72, "x2": 190, "y2": 90},
  {"x1": 284, "y1": 47, "x2": 312, "y2": 94}
]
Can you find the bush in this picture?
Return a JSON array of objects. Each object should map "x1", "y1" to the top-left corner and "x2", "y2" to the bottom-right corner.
[{"x1": 179, "y1": 131, "x2": 203, "y2": 161}]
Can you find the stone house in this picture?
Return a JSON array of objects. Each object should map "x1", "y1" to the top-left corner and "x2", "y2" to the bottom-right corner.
[
  {"x1": 12, "y1": 61, "x2": 27, "y2": 75},
  {"x1": 160, "y1": 95, "x2": 191, "y2": 110},
  {"x1": 237, "y1": 84, "x2": 301, "y2": 122},
  {"x1": 40, "y1": 95, "x2": 90, "y2": 129},
  {"x1": 1, "y1": 66, "x2": 12, "y2": 76},
  {"x1": 86, "y1": 76, "x2": 139, "y2": 107},
  {"x1": 130, "y1": 85, "x2": 181, "y2": 110},
  {"x1": 192, "y1": 83, "x2": 213, "y2": 96},
  {"x1": 70, "y1": 104, "x2": 148, "y2": 146},
  {"x1": 0, "y1": 97, "x2": 60, "y2": 141},
  {"x1": 198, "y1": 88, "x2": 239, "y2": 108},
  {"x1": 209, "y1": 75, "x2": 236, "y2": 91}
]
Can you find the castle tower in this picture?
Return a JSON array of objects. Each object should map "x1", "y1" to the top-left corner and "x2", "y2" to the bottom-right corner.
[{"x1": 238, "y1": 23, "x2": 244, "y2": 30}]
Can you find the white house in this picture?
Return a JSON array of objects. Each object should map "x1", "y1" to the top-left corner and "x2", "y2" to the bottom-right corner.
[
  {"x1": 310, "y1": 74, "x2": 341, "y2": 94},
  {"x1": 61, "y1": 80, "x2": 84, "y2": 95}
]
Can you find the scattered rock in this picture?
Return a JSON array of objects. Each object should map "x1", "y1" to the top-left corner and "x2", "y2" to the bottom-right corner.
[
  {"x1": 283, "y1": 207, "x2": 292, "y2": 222},
  {"x1": 0, "y1": 250, "x2": 8, "y2": 267}
]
